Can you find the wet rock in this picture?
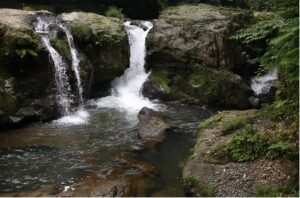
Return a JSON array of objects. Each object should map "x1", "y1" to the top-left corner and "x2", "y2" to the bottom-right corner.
[
  {"x1": 117, "y1": 152, "x2": 158, "y2": 175},
  {"x1": 136, "y1": 107, "x2": 169, "y2": 142},
  {"x1": 0, "y1": 9, "x2": 58, "y2": 128},
  {"x1": 59, "y1": 170, "x2": 157, "y2": 197},
  {"x1": 61, "y1": 12, "x2": 129, "y2": 97}
]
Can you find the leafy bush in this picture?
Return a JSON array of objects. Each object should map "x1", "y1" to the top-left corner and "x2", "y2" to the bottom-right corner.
[
  {"x1": 211, "y1": 125, "x2": 268, "y2": 162},
  {"x1": 228, "y1": 128, "x2": 267, "y2": 162},
  {"x1": 105, "y1": 6, "x2": 124, "y2": 19}
]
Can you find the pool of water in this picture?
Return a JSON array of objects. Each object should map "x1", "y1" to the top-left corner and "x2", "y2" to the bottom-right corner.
[{"x1": 0, "y1": 102, "x2": 213, "y2": 196}]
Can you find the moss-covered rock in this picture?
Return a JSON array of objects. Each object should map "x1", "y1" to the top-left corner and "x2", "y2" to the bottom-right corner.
[
  {"x1": 0, "y1": 9, "x2": 58, "y2": 127},
  {"x1": 143, "y1": 4, "x2": 255, "y2": 108},
  {"x1": 143, "y1": 64, "x2": 254, "y2": 109},
  {"x1": 183, "y1": 109, "x2": 299, "y2": 196},
  {"x1": 61, "y1": 12, "x2": 129, "y2": 96}
]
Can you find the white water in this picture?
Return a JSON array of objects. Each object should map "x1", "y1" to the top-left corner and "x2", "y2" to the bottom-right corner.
[
  {"x1": 41, "y1": 36, "x2": 73, "y2": 115},
  {"x1": 251, "y1": 69, "x2": 278, "y2": 95},
  {"x1": 35, "y1": 17, "x2": 87, "y2": 124},
  {"x1": 96, "y1": 21, "x2": 158, "y2": 114},
  {"x1": 59, "y1": 25, "x2": 83, "y2": 103}
]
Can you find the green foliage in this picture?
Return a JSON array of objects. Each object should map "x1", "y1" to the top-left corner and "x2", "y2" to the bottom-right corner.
[
  {"x1": 266, "y1": 141, "x2": 291, "y2": 159},
  {"x1": 254, "y1": 184, "x2": 281, "y2": 197},
  {"x1": 151, "y1": 72, "x2": 171, "y2": 92},
  {"x1": 231, "y1": 20, "x2": 279, "y2": 44},
  {"x1": 15, "y1": 49, "x2": 37, "y2": 59},
  {"x1": 228, "y1": 127, "x2": 267, "y2": 162},
  {"x1": 105, "y1": 6, "x2": 124, "y2": 19},
  {"x1": 183, "y1": 176, "x2": 199, "y2": 189},
  {"x1": 211, "y1": 125, "x2": 268, "y2": 162},
  {"x1": 198, "y1": 183, "x2": 215, "y2": 197},
  {"x1": 220, "y1": 117, "x2": 247, "y2": 135},
  {"x1": 232, "y1": 0, "x2": 299, "y2": 122},
  {"x1": 183, "y1": 176, "x2": 215, "y2": 197},
  {"x1": 70, "y1": 24, "x2": 94, "y2": 42}
]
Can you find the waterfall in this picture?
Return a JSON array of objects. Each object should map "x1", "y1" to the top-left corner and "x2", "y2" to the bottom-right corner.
[
  {"x1": 58, "y1": 25, "x2": 83, "y2": 103},
  {"x1": 96, "y1": 21, "x2": 157, "y2": 114},
  {"x1": 34, "y1": 17, "x2": 87, "y2": 124},
  {"x1": 251, "y1": 69, "x2": 278, "y2": 95}
]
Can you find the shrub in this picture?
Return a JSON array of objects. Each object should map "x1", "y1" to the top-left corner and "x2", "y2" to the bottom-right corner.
[{"x1": 105, "y1": 6, "x2": 124, "y2": 19}]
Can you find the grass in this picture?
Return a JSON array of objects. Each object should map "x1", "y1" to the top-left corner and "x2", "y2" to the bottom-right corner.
[
  {"x1": 254, "y1": 184, "x2": 282, "y2": 197},
  {"x1": 105, "y1": 6, "x2": 124, "y2": 19},
  {"x1": 220, "y1": 117, "x2": 248, "y2": 135}
]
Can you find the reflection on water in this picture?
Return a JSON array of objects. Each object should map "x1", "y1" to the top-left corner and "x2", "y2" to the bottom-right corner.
[{"x1": 0, "y1": 103, "x2": 213, "y2": 195}]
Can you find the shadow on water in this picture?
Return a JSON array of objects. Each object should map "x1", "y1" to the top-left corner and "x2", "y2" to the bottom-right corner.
[
  {"x1": 142, "y1": 103, "x2": 214, "y2": 196},
  {"x1": 0, "y1": 103, "x2": 214, "y2": 196}
]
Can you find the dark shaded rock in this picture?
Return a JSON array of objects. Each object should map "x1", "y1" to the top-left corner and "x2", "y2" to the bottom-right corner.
[
  {"x1": 61, "y1": 12, "x2": 129, "y2": 97},
  {"x1": 142, "y1": 4, "x2": 254, "y2": 109},
  {"x1": 136, "y1": 107, "x2": 169, "y2": 142},
  {"x1": 0, "y1": 9, "x2": 59, "y2": 128}
]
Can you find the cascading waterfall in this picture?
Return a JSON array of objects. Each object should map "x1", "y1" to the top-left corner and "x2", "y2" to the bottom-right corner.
[
  {"x1": 96, "y1": 21, "x2": 158, "y2": 114},
  {"x1": 58, "y1": 25, "x2": 83, "y2": 103},
  {"x1": 251, "y1": 69, "x2": 278, "y2": 95},
  {"x1": 34, "y1": 17, "x2": 88, "y2": 124}
]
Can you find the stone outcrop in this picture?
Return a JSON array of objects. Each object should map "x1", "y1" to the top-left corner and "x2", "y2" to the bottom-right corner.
[
  {"x1": 182, "y1": 110, "x2": 298, "y2": 196},
  {"x1": 0, "y1": 9, "x2": 130, "y2": 127},
  {"x1": 143, "y1": 4, "x2": 254, "y2": 109}
]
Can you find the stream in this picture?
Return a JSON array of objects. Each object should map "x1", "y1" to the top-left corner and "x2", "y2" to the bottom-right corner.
[{"x1": 0, "y1": 103, "x2": 213, "y2": 196}]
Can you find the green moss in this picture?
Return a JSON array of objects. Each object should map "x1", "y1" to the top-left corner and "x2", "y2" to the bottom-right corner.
[
  {"x1": 183, "y1": 176, "x2": 199, "y2": 189},
  {"x1": 0, "y1": 93, "x2": 16, "y2": 112},
  {"x1": 220, "y1": 117, "x2": 248, "y2": 135},
  {"x1": 70, "y1": 24, "x2": 94, "y2": 42},
  {"x1": 150, "y1": 72, "x2": 171, "y2": 92},
  {"x1": 198, "y1": 112, "x2": 225, "y2": 129},
  {"x1": 105, "y1": 6, "x2": 124, "y2": 19},
  {"x1": 254, "y1": 184, "x2": 282, "y2": 197},
  {"x1": 50, "y1": 37, "x2": 71, "y2": 61}
]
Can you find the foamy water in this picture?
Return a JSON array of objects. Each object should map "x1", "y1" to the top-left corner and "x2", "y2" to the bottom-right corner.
[
  {"x1": 96, "y1": 21, "x2": 159, "y2": 114},
  {"x1": 52, "y1": 108, "x2": 89, "y2": 125},
  {"x1": 251, "y1": 69, "x2": 278, "y2": 95}
]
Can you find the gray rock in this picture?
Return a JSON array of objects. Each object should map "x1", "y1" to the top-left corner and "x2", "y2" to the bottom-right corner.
[{"x1": 136, "y1": 107, "x2": 169, "y2": 142}]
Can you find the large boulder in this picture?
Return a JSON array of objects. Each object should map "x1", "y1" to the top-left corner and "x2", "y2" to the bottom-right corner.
[
  {"x1": 135, "y1": 107, "x2": 169, "y2": 143},
  {"x1": 60, "y1": 12, "x2": 129, "y2": 97},
  {"x1": 147, "y1": 4, "x2": 251, "y2": 69},
  {"x1": 143, "y1": 4, "x2": 254, "y2": 108},
  {"x1": 0, "y1": 9, "x2": 58, "y2": 127}
]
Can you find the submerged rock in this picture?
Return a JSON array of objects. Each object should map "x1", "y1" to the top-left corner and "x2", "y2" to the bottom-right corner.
[{"x1": 136, "y1": 107, "x2": 169, "y2": 143}]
